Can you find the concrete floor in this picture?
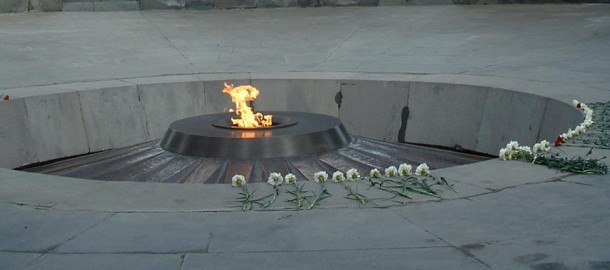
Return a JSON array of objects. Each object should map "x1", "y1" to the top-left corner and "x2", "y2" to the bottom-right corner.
[{"x1": 1, "y1": 5, "x2": 610, "y2": 270}]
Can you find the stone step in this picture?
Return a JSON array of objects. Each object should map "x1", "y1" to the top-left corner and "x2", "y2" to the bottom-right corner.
[{"x1": 63, "y1": 0, "x2": 139, "y2": 11}]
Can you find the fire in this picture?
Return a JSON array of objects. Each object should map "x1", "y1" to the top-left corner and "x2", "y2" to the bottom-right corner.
[{"x1": 222, "y1": 82, "x2": 273, "y2": 128}]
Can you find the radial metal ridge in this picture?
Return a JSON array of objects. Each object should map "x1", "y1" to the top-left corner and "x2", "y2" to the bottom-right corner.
[{"x1": 24, "y1": 137, "x2": 490, "y2": 184}]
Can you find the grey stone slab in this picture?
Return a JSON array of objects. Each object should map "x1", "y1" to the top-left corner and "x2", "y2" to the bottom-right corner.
[
  {"x1": 0, "y1": 204, "x2": 112, "y2": 252},
  {"x1": 404, "y1": 82, "x2": 488, "y2": 151},
  {"x1": 562, "y1": 169, "x2": 610, "y2": 189},
  {"x1": 0, "y1": 170, "x2": 93, "y2": 207},
  {"x1": 29, "y1": 0, "x2": 62, "y2": 11},
  {"x1": 407, "y1": 0, "x2": 452, "y2": 4},
  {"x1": 250, "y1": 79, "x2": 340, "y2": 117},
  {"x1": 184, "y1": 248, "x2": 488, "y2": 270},
  {"x1": 61, "y1": 2, "x2": 96, "y2": 11},
  {"x1": 465, "y1": 218, "x2": 610, "y2": 270},
  {"x1": 78, "y1": 86, "x2": 149, "y2": 152},
  {"x1": 537, "y1": 98, "x2": 584, "y2": 143},
  {"x1": 94, "y1": 1, "x2": 140, "y2": 11},
  {"x1": 392, "y1": 181, "x2": 610, "y2": 246},
  {"x1": 339, "y1": 80, "x2": 409, "y2": 142},
  {"x1": 55, "y1": 212, "x2": 215, "y2": 253},
  {"x1": 320, "y1": 0, "x2": 359, "y2": 5},
  {"x1": 24, "y1": 93, "x2": 89, "y2": 163},
  {"x1": 0, "y1": 252, "x2": 40, "y2": 270},
  {"x1": 0, "y1": 0, "x2": 27, "y2": 12},
  {"x1": 475, "y1": 88, "x2": 546, "y2": 155},
  {"x1": 255, "y1": 0, "x2": 297, "y2": 7},
  {"x1": 138, "y1": 81, "x2": 206, "y2": 139},
  {"x1": 214, "y1": 0, "x2": 255, "y2": 8},
  {"x1": 26, "y1": 254, "x2": 180, "y2": 270},
  {"x1": 185, "y1": 0, "x2": 214, "y2": 9},
  {"x1": 208, "y1": 208, "x2": 444, "y2": 252},
  {"x1": 434, "y1": 159, "x2": 569, "y2": 190},
  {"x1": 53, "y1": 180, "x2": 238, "y2": 212},
  {"x1": 379, "y1": 0, "x2": 405, "y2": 4},
  {"x1": 122, "y1": 74, "x2": 201, "y2": 85},
  {"x1": 140, "y1": 0, "x2": 185, "y2": 9},
  {"x1": 0, "y1": 99, "x2": 37, "y2": 168}
]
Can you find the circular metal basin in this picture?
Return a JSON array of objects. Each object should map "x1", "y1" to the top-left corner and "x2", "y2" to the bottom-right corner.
[{"x1": 160, "y1": 112, "x2": 351, "y2": 159}]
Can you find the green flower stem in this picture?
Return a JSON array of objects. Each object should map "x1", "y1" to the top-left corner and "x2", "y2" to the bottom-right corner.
[
  {"x1": 236, "y1": 186, "x2": 255, "y2": 211},
  {"x1": 344, "y1": 183, "x2": 369, "y2": 206},
  {"x1": 534, "y1": 155, "x2": 607, "y2": 174},
  {"x1": 438, "y1": 177, "x2": 458, "y2": 193},
  {"x1": 257, "y1": 193, "x2": 277, "y2": 209},
  {"x1": 257, "y1": 185, "x2": 282, "y2": 208},
  {"x1": 308, "y1": 182, "x2": 331, "y2": 210},
  {"x1": 285, "y1": 184, "x2": 312, "y2": 211}
]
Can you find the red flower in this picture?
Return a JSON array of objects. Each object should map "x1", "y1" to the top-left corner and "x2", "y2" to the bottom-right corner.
[
  {"x1": 554, "y1": 135, "x2": 564, "y2": 147},
  {"x1": 3, "y1": 95, "x2": 9, "y2": 101}
]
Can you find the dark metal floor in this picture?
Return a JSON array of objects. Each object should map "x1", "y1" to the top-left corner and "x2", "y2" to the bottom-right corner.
[{"x1": 23, "y1": 136, "x2": 490, "y2": 184}]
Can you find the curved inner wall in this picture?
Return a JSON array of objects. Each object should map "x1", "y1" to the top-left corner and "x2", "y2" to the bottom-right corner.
[{"x1": 0, "y1": 75, "x2": 584, "y2": 169}]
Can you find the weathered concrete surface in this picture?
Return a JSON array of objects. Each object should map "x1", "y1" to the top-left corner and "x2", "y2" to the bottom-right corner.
[
  {"x1": 1, "y1": 6, "x2": 610, "y2": 92},
  {"x1": 0, "y1": 6, "x2": 609, "y2": 270}
]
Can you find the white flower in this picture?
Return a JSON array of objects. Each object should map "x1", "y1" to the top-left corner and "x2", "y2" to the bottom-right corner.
[
  {"x1": 267, "y1": 172, "x2": 283, "y2": 186},
  {"x1": 332, "y1": 171, "x2": 345, "y2": 182},
  {"x1": 415, "y1": 163, "x2": 430, "y2": 176},
  {"x1": 572, "y1": 99, "x2": 580, "y2": 107},
  {"x1": 518, "y1": 146, "x2": 532, "y2": 155},
  {"x1": 231, "y1": 174, "x2": 246, "y2": 187},
  {"x1": 285, "y1": 173, "x2": 297, "y2": 185},
  {"x1": 533, "y1": 140, "x2": 551, "y2": 155},
  {"x1": 370, "y1": 168, "x2": 381, "y2": 178},
  {"x1": 540, "y1": 140, "x2": 551, "y2": 151},
  {"x1": 567, "y1": 128, "x2": 576, "y2": 139},
  {"x1": 506, "y1": 141, "x2": 520, "y2": 151},
  {"x1": 584, "y1": 108, "x2": 593, "y2": 116},
  {"x1": 314, "y1": 171, "x2": 328, "y2": 183},
  {"x1": 574, "y1": 125, "x2": 586, "y2": 135},
  {"x1": 346, "y1": 168, "x2": 360, "y2": 181},
  {"x1": 499, "y1": 148, "x2": 509, "y2": 160},
  {"x1": 384, "y1": 166, "x2": 398, "y2": 177},
  {"x1": 583, "y1": 119, "x2": 593, "y2": 128},
  {"x1": 502, "y1": 148, "x2": 514, "y2": 160},
  {"x1": 398, "y1": 163, "x2": 412, "y2": 176}
]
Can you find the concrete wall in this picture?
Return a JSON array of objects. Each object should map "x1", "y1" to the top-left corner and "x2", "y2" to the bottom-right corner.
[
  {"x1": 140, "y1": 0, "x2": 610, "y2": 9},
  {"x1": 0, "y1": 0, "x2": 61, "y2": 12},
  {"x1": 2, "y1": 0, "x2": 608, "y2": 12},
  {"x1": 0, "y1": 74, "x2": 583, "y2": 168}
]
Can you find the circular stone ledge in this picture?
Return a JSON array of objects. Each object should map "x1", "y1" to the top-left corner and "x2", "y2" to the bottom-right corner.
[
  {"x1": 0, "y1": 72, "x2": 603, "y2": 212},
  {"x1": 2, "y1": 147, "x2": 598, "y2": 212}
]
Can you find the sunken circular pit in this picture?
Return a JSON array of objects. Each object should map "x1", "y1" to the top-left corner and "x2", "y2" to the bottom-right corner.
[{"x1": 13, "y1": 75, "x2": 586, "y2": 185}]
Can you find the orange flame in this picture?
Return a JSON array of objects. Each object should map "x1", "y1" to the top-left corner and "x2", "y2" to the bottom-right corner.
[{"x1": 222, "y1": 82, "x2": 273, "y2": 128}]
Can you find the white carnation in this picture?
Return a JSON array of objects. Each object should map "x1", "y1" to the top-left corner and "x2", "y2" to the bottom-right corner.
[
  {"x1": 384, "y1": 166, "x2": 398, "y2": 177},
  {"x1": 415, "y1": 163, "x2": 430, "y2": 176},
  {"x1": 231, "y1": 175, "x2": 246, "y2": 187},
  {"x1": 346, "y1": 169, "x2": 360, "y2": 182},
  {"x1": 398, "y1": 163, "x2": 412, "y2": 176},
  {"x1": 332, "y1": 171, "x2": 345, "y2": 183},
  {"x1": 267, "y1": 172, "x2": 283, "y2": 186},
  {"x1": 370, "y1": 168, "x2": 381, "y2": 178},
  {"x1": 314, "y1": 171, "x2": 328, "y2": 183},
  {"x1": 285, "y1": 173, "x2": 297, "y2": 185}
]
